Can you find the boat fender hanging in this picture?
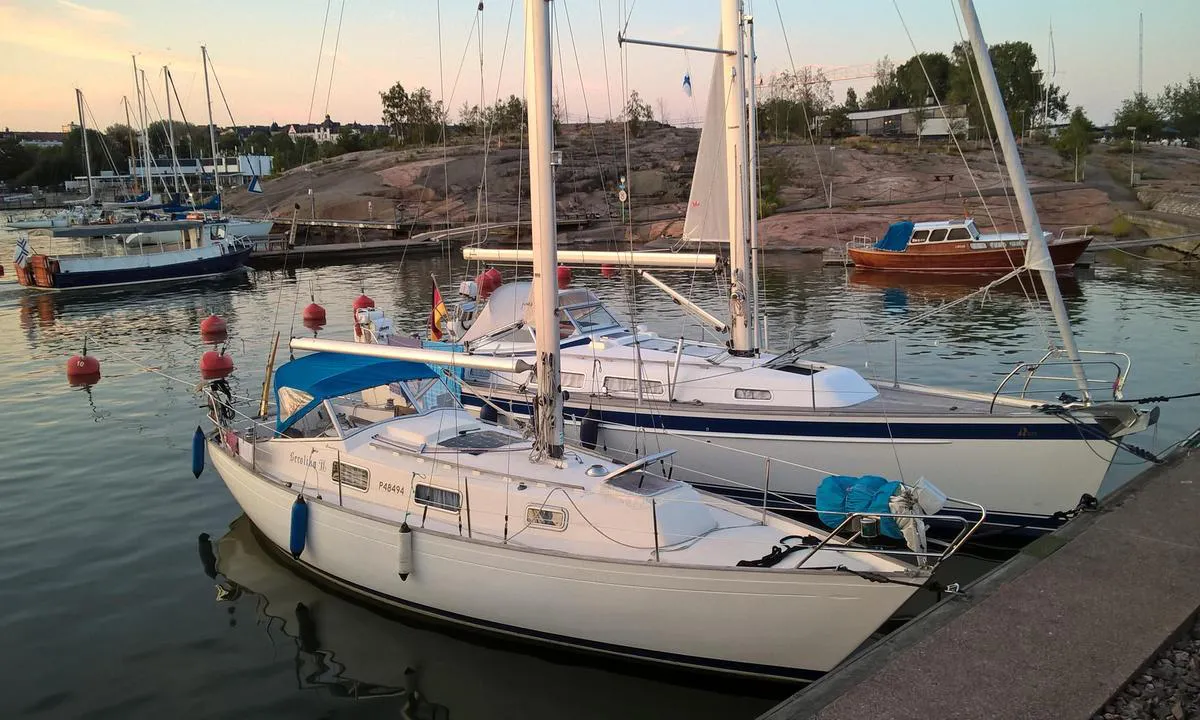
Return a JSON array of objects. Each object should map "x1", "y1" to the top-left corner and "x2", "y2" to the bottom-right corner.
[
  {"x1": 580, "y1": 408, "x2": 601, "y2": 450},
  {"x1": 398, "y1": 522, "x2": 413, "y2": 581},
  {"x1": 290, "y1": 496, "x2": 309, "y2": 559},
  {"x1": 192, "y1": 426, "x2": 205, "y2": 478},
  {"x1": 479, "y1": 403, "x2": 498, "y2": 423}
]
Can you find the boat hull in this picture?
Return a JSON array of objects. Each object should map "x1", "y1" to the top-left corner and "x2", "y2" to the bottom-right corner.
[
  {"x1": 464, "y1": 394, "x2": 1117, "y2": 536},
  {"x1": 17, "y1": 247, "x2": 250, "y2": 290},
  {"x1": 847, "y1": 236, "x2": 1092, "y2": 274},
  {"x1": 210, "y1": 445, "x2": 920, "y2": 680}
]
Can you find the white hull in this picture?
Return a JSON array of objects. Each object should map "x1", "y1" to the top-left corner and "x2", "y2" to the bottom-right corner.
[
  {"x1": 224, "y1": 219, "x2": 274, "y2": 237},
  {"x1": 211, "y1": 446, "x2": 919, "y2": 679}
]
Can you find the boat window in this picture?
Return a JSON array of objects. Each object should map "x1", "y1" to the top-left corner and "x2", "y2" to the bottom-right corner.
[
  {"x1": 391, "y1": 378, "x2": 457, "y2": 414},
  {"x1": 332, "y1": 461, "x2": 369, "y2": 492},
  {"x1": 414, "y1": 484, "x2": 461, "y2": 512},
  {"x1": 564, "y1": 303, "x2": 621, "y2": 333},
  {"x1": 525, "y1": 505, "x2": 568, "y2": 530},
  {"x1": 946, "y1": 227, "x2": 973, "y2": 241},
  {"x1": 735, "y1": 388, "x2": 772, "y2": 400},
  {"x1": 562, "y1": 372, "x2": 585, "y2": 388},
  {"x1": 927, "y1": 228, "x2": 949, "y2": 243},
  {"x1": 910, "y1": 229, "x2": 930, "y2": 243},
  {"x1": 604, "y1": 377, "x2": 664, "y2": 396}
]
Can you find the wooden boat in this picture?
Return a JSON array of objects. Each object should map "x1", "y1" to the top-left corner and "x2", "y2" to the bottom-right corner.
[{"x1": 846, "y1": 219, "x2": 1093, "y2": 275}]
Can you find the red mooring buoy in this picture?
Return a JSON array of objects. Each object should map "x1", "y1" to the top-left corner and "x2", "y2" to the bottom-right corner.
[
  {"x1": 302, "y1": 303, "x2": 327, "y2": 324},
  {"x1": 601, "y1": 263, "x2": 617, "y2": 279},
  {"x1": 66, "y1": 353, "x2": 101, "y2": 386},
  {"x1": 200, "y1": 314, "x2": 227, "y2": 335},
  {"x1": 200, "y1": 350, "x2": 235, "y2": 380},
  {"x1": 352, "y1": 294, "x2": 375, "y2": 313},
  {"x1": 476, "y1": 268, "x2": 503, "y2": 300},
  {"x1": 556, "y1": 265, "x2": 573, "y2": 289}
]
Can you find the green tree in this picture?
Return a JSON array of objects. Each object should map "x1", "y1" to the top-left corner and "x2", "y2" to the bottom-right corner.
[
  {"x1": 946, "y1": 41, "x2": 1066, "y2": 139},
  {"x1": 1157, "y1": 76, "x2": 1200, "y2": 140},
  {"x1": 821, "y1": 106, "x2": 850, "y2": 138},
  {"x1": 1054, "y1": 106, "x2": 1093, "y2": 182},
  {"x1": 862, "y1": 57, "x2": 904, "y2": 110},
  {"x1": 895, "y1": 52, "x2": 951, "y2": 107},
  {"x1": 843, "y1": 87, "x2": 859, "y2": 112},
  {"x1": 0, "y1": 135, "x2": 37, "y2": 184},
  {"x1": 1113, "y1": 92, "x2": 1164, "y2": 139},
  {"x1": 623, "y1": 90, "x2": 654, "y2": 137},
  {"x1": 380, "y1": 82, "x2": 411, "y2": 139},
  {"x1": 217, "y1": 130, "x2": 240, "y2": 153}
]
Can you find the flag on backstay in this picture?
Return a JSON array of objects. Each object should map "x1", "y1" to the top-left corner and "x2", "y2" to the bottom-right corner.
[
  {"x1": 429, "y1": 277, "x2": 447, "y2": 341},
  {"x1": 13, "y1": 236, "x2": 31, "y2": 268},
  {"x1": 247, "y1": 175, "x2": 263, "y2": 194},
  {"x1": 682, "y1": 72, "x2": 692, "y2": 97}
]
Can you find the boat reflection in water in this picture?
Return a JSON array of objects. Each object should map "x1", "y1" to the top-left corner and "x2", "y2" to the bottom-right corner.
[
  {"x1": 203, "y1": 516, "x2": 777, "y2": 720},
  {"x1": 847, "y1": 268, "x2": 1083, "y2": 303}
]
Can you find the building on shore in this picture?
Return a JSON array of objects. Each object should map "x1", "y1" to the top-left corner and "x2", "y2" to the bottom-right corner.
[{"x1": 846, "y1": 104, "x2": 970, "y2": 138}]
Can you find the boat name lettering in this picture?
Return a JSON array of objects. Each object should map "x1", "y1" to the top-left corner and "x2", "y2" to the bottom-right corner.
[{"x1": 290, "y1": 452, "x2": 327, "y2": 472}]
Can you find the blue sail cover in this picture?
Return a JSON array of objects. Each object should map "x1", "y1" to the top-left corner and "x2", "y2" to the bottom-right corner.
[
  {"x1": 873, "y1": 221, "x2": 914, "y2": 252},
  {"x1": 274, "y1": 351, "x2": 438, "y2": 432}
]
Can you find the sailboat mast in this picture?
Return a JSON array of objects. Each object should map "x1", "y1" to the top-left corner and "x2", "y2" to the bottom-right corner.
[
  {"x1": 723, "y1": 0, "x2": 755, "y2": 356},
  {"x1": 76, "y1": 88, "x2": 94, "y2": 201},
  {"x1": 525, "y1": 0, "x2": 564, "y2": 460},
  {"x1": 745, "y1": 15, "x2": 762, "y2": 348},
  {"x1": 164, "y1": 66, "x2": 180, "y2": 193},
  {"x1": 133, "y1": 59, "x2": 151, "y2": 193},
  {"x1": 958, "y1": 0, "x2": 1090, "y2": 399},
  {"x1": 123, "y1": 97, "x2": 138, "y2": 192},
  {"x1": 202, "y1": 46, "x2": 220, "y2": 196}
]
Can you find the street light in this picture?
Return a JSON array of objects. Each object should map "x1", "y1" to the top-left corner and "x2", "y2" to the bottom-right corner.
[{"x1": 1127, "y1": 126, "x2": 1137, "y2": 186}]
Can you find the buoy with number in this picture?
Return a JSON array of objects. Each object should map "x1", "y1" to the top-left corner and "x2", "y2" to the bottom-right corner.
[
  {"x1": 556, "y1": 265, "x2": 572, "y2": 289},
  {"x1": 290, "y1": 496, "x2": 309, "y2": 559},
  {"x1": 192, "y1": 426, "x2": 205, "y2": 478},
  {"x1": 398, "y1": 522, "x2": 413, "y2": 580},
  {"x1": 66, "y1": 346, "x2": 101, "y2": 386},
  {"x1": 200, "y1": 350, "x2": 234, "y2": 379}
]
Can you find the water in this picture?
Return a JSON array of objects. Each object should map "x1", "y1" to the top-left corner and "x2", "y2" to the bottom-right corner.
[{"x1": 2, "y1": 227, "x2": 1198, "y2": 718}]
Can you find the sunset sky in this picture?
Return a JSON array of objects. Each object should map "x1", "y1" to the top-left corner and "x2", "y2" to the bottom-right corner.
[{"x1": 1, "y1": 0, "x2": 1196, "y2": 132}]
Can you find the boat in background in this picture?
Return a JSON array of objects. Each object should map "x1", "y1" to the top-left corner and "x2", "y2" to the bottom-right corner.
[
  {"x1": 846, "y1": 218, "x2": 1093, "y2": 275},
  {"x1": 13, "y1": 219, "x2": 251, "y2": 290}
]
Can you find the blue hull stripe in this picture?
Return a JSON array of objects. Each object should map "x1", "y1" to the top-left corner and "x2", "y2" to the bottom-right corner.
[
  {"x1": 272, "y1": 540, "x2": 824, "y2": 682},
  {"x1": 461, "y1": 394, "x2": 1109, "y2": 442},
  {"x1": 53, "y1": 248, "x2": 251, "y2": 289}
]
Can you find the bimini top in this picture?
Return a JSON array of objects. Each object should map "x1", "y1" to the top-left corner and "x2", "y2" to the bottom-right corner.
[
  {"x1": 873, "y1": 221, "x2": 915, "y2": 252},
  {"x1": 460, "y1": 281, "x2": 605, "y2": 344},
  {"x1": 274, "y1": 351, "x2": 438, "y2": 432}
]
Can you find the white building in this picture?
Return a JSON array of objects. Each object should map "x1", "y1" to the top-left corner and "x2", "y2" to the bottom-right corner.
[{"x1": 287, "y1": 115, "x2": 340, "y2": 144}]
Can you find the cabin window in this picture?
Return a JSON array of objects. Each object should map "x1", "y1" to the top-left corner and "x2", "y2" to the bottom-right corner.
[
  {"x1": 910, "y1": 229, "x2": 930, "y2": 243},
  {"x1": 564, "y1": 303, "x2": 620, "y2": 333},
  {"x1": 331, "y1": 461, "x2": 369, "y2": 492},
  {"x1": 414, "y1": 484, "x2": 461, "y2": 512},
  {"x1": 562, "y1": 372, "x2": 585, "y2": 388},
  {"x1": 928, "y1": 229, "x2": 949, "y2": 243},
  {"x1": 604, "y1": 377, "x2": 665, "y2": 396},
  {"x1": 525, "y1": 505, "x2": 568, "y2": 530},
  {"x1": 735, "y1": 388, "x2": 772, "y2": 400},
  {"x1": 946, "y1": 227, "x2": 973, "y2": 241}
]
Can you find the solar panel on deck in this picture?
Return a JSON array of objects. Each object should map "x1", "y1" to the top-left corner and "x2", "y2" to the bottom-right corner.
[{"x1": 438, "y1": 430, "x2": 522, "y2": 455}]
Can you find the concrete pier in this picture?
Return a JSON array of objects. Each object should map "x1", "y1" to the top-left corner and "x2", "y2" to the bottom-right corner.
[{"x1": 762, "y1": 441, "x2": 1200, "y2": 720}]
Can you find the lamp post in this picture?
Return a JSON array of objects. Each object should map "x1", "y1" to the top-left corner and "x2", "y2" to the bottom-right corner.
[{"x1": 1127, "y1": 126, "x2": 1137, "y2": 186}]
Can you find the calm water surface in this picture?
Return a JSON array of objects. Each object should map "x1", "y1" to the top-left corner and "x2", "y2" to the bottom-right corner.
[{"x1": 1, "y1": 227, "x2": 1198, "y2": 718}]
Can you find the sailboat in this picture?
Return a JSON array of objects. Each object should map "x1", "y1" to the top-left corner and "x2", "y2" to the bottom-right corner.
[
  {"x1": 366, "y1": 0, "x2": 1158, "y2": 538},
  {"x1": 200, "y1": 0, "x2": 978, "y2": 682}
]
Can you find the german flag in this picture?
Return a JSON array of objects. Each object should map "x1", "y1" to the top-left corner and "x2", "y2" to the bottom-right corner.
[{"x1": 430, "y1": 276, "x2": 447, "y2": 341}]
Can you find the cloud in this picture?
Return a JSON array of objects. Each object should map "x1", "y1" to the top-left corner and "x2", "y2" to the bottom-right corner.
[{"x1": 56, "y1": 0, "x2": 128, "y2": 26}]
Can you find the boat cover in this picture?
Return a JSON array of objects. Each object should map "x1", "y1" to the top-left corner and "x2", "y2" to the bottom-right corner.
[
  {"x1": 816, "y1": 475, "x2": 905, "y2": 539},
  {"x1": 872, "y1": 221, "x2": 914, "y2": 252},
  {"x1": 274, "y1": 351, "x2": 437, "y2": 432}
]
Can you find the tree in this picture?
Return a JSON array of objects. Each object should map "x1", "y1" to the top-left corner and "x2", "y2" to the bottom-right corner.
[
  {"x1": 1113, "y1": 93, "x2": 1164, "y2": 139},
  {"x1": 0, "y1": 135, "x2": 36, "y2": 184},
  {"x1": 895, "y1": 52, "x2": 951, "y2": 107},
  {"x1": 862, "y1": 57, "x2": 904, "y2": 110},
  {"x1": 1158, "y1": 76, "x2": 1200, "y2": 140},
  {"x1": 623, "y1": 90, "x2": 654, "y2": 137},
  {"x1": 1054, "y1": 107, "x2": 1093, "y2": 182},
  {"x1": 843, "y1": 87, "x2": 859, "y2": 112},
  {"x1": 946, "y1": 40, "x2": 1065, "y2": 139},
  {"x1": 821, "y1": 106, "x2": 851, "y2": 138}
]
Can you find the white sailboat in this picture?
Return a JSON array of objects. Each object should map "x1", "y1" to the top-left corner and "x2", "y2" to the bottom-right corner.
[
  {"x1": 380, "y1": 0, "x2": 1157, "y2": 537},
  {"x1": 201, "y1": 0, "x2": 978, "y2": 682}
]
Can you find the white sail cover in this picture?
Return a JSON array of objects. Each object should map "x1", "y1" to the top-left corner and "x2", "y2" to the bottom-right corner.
[{"x1": 682, "y1": 45, "x2": 730, "y2": 245}]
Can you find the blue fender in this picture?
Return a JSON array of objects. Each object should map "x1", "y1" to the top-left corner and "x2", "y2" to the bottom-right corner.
[
  {"x1": 191, "y1": 426, "x2": 205, "y2": 478},
  {"x1": 290, "y1": 496, "x2": 309, "y2": 559}
]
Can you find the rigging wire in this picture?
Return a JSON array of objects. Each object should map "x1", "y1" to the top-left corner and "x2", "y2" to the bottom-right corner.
[
  {"x1": 300, "y1": 0, "x2": 334, "y2": 167},
  {"x1": 323, "y1": 0, "x2": 347, "y2": 119}
]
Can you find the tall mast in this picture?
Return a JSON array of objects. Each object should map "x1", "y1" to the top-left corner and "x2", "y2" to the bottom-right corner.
[
  {"x1": 745, "y1": 14, "x2": 762, "y2": 348},
  {"x1": 76, "y1": 88, "x2": 94, "y2": 202},
  {"x1": 958, "y1": 0, "x2": 1090, "y2": 399},
  {"x1": 202, "y1": 46, "x2": 220, "y2": 197},
  {"x1": 722, "y1": 0, "x2": 755, "y2": 356},
  {"x1": 133, "y1": 58, "x2": 152, "y2": 193},
  {"x1": 123, "y1": 96, "x2": 138, "y2": 192},
  {"x1": 525, "y1": 0, "x2": 564, "y2": 460},
  {"x1": 164, "y1": 66, "x2": 180, "y2": 193}
]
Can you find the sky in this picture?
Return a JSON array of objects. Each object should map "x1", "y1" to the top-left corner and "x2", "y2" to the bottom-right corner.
[{"x1": 1, "y1": 0, "x2": 1197, "y2": 132}]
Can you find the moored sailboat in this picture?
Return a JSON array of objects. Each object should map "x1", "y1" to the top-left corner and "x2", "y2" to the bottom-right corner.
[{"x1": 200, "y1": 0, "x2": 979, "y2": 681}]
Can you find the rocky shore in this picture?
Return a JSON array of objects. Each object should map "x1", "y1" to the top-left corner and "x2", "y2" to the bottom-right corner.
[{"x1": 1097, "y1": 616, "x2": 1200, "y2": 720}]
